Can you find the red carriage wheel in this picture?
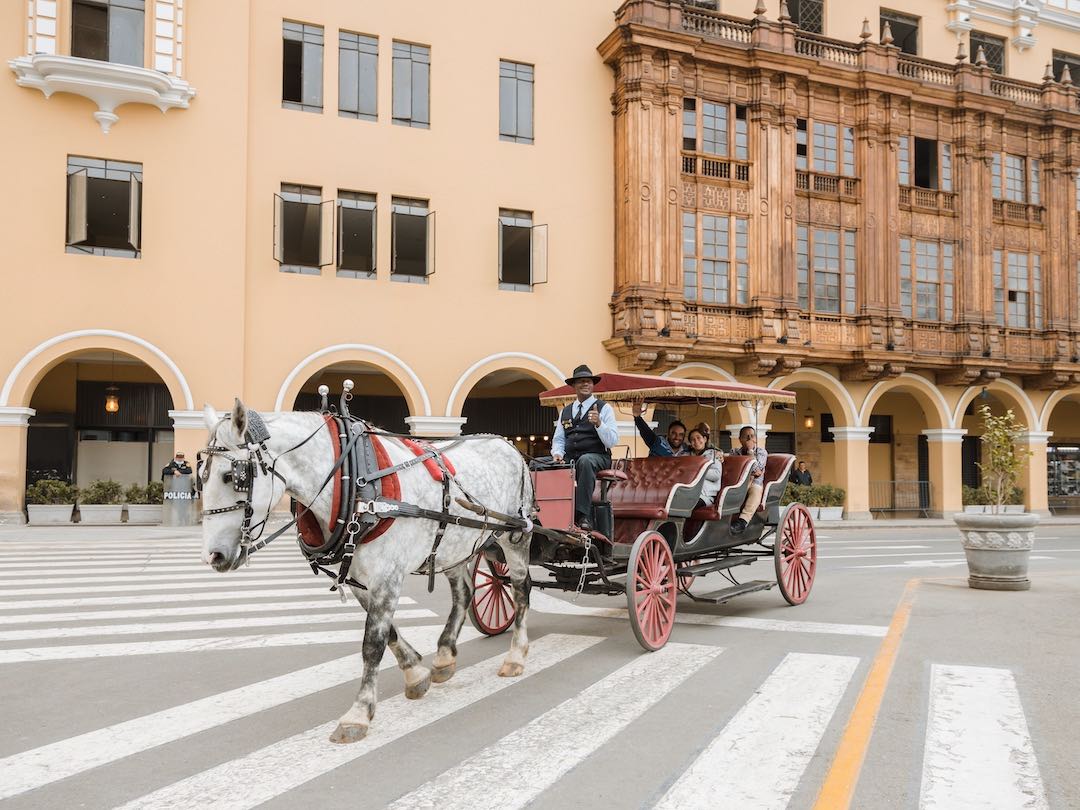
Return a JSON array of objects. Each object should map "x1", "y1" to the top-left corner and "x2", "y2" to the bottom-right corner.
[
  {"x1": 468, "y1": 556, "x2": 516, "y2": 636},
  {"x1": 774, "y1": 504, "x2": 817, "y2": 605},
  {"x1": 677, "y1": 558, "x2": 700, "y2": 594},
  {"x1": 626, "y1": 531, "x2": 677, "y2": 651}
]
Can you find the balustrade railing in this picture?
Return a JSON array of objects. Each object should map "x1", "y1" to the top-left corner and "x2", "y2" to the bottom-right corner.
[
  {"x1": 897, "y1": 55, "x2": 953, "y2": 86},
  {"x1": 794, "y1": 31, "x2": 859, "y2": 66},
  {"x1": 682, "y1": 153, "x2": 751, "y2": 182},
  {"x1": 795, "y1": 170, "x2": 857, "y2": 196},
  {"x1": 680, "y1": 7, "x2": 752, "y2": 43},
  {"x1": 993, "y1": 199, "x2": 1044, "y2": 223},
  {"x1": 900, "y1": 186, "x2": 957, "y2": 212}
]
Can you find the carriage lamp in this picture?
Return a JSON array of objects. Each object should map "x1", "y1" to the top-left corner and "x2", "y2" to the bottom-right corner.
[
  {"x1": 802, "y1": 408, "x2": 815, "y2": 430},
  {"x1": 104, "y1": 384, "x2": 120, "y2": 414}
]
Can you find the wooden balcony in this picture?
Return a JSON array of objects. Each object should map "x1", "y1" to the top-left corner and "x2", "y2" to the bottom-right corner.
[
  {"x1": 682, "y1": 154, "x2": 751, "y2": 183},
  {"x1": 795, "y1": 170, "x2": 858, "y2": 197},
  {"x1": 992, "y1": 199, "x2": 1044, "y2": 224},
  {"x1": 899, "y1": 186, "x2": 957, "y2": 214}
]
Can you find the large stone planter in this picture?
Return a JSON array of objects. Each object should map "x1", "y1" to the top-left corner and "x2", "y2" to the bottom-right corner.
[
  {"x1": 126, "y1": 505, "x2": 163, "y2": 524},
  {"x1": 26, "y1": 504, "x2": 74, "y2": 524},
  {"x1": 953, "y1": 512, "x2": 1039, "y2": 591},
  {"x1": 78, "y1": 504, "x2": 124, "y2": 525},
  {"x1": 818, "y1": 506, "x2": 843, "y2": 521}
]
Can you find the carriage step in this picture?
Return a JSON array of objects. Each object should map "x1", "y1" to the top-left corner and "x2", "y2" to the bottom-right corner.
[
  {"x1": 676, "y1": 555, "x2": 760, "y2": 577},
  {"x1": 689, "y1": 580, "x2": 776, "y2": 604}
]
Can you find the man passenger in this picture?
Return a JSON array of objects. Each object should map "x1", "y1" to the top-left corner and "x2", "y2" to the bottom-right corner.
[
  {"x1": 630, "y1": 402, "x2": 688, "y2": 457},
  {"x1": 731, "y1": 426, "x2": 768, "y2": 534}
]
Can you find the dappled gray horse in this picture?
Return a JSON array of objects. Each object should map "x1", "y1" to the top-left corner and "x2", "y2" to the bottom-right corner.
[{"x1": 199, "y1": 400, "x2": 533, "y2": 743}]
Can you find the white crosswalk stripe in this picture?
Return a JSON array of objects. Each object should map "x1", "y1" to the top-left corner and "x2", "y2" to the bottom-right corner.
[
  {"x1": 0, "y1": 570, "x2": 315, "y2": 586},
  {"x1": 0, "y1": 588, "x2": 358, "y2": 611},
  {"x1": 0, "y1": 577, "x2": 330, "y2": 596},
  {"x1": 0, "y1": 561, "x2": 301, "y2": 573}
]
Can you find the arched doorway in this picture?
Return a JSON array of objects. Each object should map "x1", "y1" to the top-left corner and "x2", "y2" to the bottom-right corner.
[
  {"x1": 1044, "y1": 392, "x2": 1080, "y2": 514},
  {"x1": 956, "y1": 385, "x2": 1038, "y2": 493},
  {"x1": 27, "y1": 351, "x2": 176, "y2": 488},
  {"x1": 460, "y1": 370, "x2": 555, "y2": 457},
  {"x1": 291, "y1": 363, "x2": 410, "y2": 432}
]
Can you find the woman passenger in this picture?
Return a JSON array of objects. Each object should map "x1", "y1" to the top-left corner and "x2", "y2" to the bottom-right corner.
[{"x1": 687, "y1": 428, "x2": 724, "y2": 508}]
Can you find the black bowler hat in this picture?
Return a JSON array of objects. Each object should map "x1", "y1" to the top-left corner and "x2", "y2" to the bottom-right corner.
[{"x1": 565, "y1": 364, "x2": 601, "y2": 385}]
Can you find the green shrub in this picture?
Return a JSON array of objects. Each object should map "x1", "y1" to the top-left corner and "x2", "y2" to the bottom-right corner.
[
  {"x1": 125, "y1": 484, "x2": 149, "y2": 504},
  {"x1": 81, "y1": 479, "x2": 124, "y2": 505},
  {"x1": 145, "y1": 481, "x2": 164, "y2": 504},
  {"x1": 25, "y1": 479, "x2": 77, "y2": 505},
  {"x1": 781, "y1": 483, "x2": 807, "y2": 506},
  {"x1": 817, "y1": 484, "x2": 846, "y2": 508},
  {"x1": 961, "y1": 485, "x2": 984, "y2": 506}
]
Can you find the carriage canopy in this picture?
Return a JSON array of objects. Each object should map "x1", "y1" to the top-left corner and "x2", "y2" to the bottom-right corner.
[{"x1": 538, "y1": 372, "x2": 796, "y2": 408}]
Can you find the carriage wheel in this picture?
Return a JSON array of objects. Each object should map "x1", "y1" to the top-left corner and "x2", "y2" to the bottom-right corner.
[
  {"x1": 774, "y1": 504, "x2": 817, "y2": 606},
  {"x1": 468, "y1": 556, "x2": 516, "y2": 636},
  {"x1": 626, "y1": 531, "x2": 677, "y2": 651},
  {"x1": 677, "y1": 558, "x2": 700, "y2": 594}
]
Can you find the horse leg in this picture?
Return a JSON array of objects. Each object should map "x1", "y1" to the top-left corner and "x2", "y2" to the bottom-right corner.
[
  {"x1": 349, "y1": 584, "x2": 431, "y2": 700},
  {"x1": 431, "y1": 562, "x2": 472, "y2": 684},
  {"x1": 498, "y1": 533, "x2": 532, "y2": 678},
  {"x1": 329, "y1": 580, "x2": 401, "y2": 744}
]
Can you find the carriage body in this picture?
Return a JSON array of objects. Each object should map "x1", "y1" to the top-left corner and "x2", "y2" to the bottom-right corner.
[{"x1": 468, "y1": 373, "x2": 818, "y2": 651}]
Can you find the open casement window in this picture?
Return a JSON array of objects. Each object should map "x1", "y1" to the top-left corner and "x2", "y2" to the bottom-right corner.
[
  {"x1": 336, "y1": 192, "x2": 376, "y2": 278},
  {"x1": 282, "y1": 22, "x2": 324, "y2": 112},
  {"x1": 66, "y1": 157, "x2": 142, "y2": 257},
  {"x1": 66, "y1": 170, "x2": 89, "y2": 246},
  {"x1": 72, "y1": 0, "x2": 145, "y2": 67},
  {"x1": 391, "y1": 198, "x2": 433, "y2": 281},
  {"x1": 498, "y1": 212, "x2": 546, "y2": 290},
  {"x1": 273, "y1": 186, "x2": 331, "y2": 274},
  {"x1": 128, "y1": 175, "x2": 141, "y2": 251}
]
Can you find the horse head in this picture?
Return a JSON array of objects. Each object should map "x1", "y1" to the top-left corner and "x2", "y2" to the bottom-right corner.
[{"x1": 200, "y1": 398, "x2": 286, "y2": 572}]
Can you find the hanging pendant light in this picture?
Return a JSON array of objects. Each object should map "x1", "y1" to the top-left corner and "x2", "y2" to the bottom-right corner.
[
  {"x1": 104, "y1": 352, "x2": 120, "y2": 414},
  {"x1": 802, "y1": 406, "x2": 815, "y2": 430}
]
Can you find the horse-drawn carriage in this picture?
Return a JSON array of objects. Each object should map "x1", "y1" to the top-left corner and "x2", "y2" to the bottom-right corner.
[{"x1": 468, "y1": 373, "x2": 817, "y2": 651}]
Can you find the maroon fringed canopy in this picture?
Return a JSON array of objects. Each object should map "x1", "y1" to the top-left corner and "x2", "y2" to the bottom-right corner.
[{"x1": 538, "y1": 372, "x2": 796, "y2": 408}]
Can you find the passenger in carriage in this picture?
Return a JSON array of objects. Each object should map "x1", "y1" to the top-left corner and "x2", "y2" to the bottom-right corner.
[
  {"x1": 630, "y1": 402, "x2": 688, "y2": 457},
  {"x1": 687, "y1": 428, "x2": 724, "y2": 508},
  {"x1": 730, "y1": 425, "x2": 768, "y2": 534}
]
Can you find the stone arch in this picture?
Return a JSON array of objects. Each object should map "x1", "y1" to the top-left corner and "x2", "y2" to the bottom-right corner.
[
  {"x1": 1, "y1": 329, "x2": 193, "y2": 411},
  {"x1": 661, "y1": 362, "x2": 737, "y2": 382},
  {"x1": 951, "y1": 378, "x2": 1038, "y2": 432},
  {"x1": 275, "y1": 344, "x2": 430, "y2": 416},
  {"x1": 859, "y1": 372, "x2": 951, "y2": 429},
  {"x1": 768, "y1": 367, "x2": 858, "y2": 427},
  {"x1": 1040, "y1": 387, "x2": 1080, "y2": 432},
  {"x1": 444, "y1": 352, "x2": 564, "y2": 417}
]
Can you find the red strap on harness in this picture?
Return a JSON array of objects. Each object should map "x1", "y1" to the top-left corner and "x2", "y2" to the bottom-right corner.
[
  {"x1": 401, "y1": 438, "x2": 456, "y2": 481},
  {"x1": 361, "y1": 435, "x2": 399, "y2": 544},
  {"x1": 298, "y1": 415, "x2": 344, "y2": 549}
]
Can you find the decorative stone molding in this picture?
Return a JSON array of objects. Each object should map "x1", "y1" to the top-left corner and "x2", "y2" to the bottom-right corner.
[
  {"x1": 169, "y1": 409, "x2": 218, "y2": 430},
  {"x1": 8, "y1": 54, "x2": 196, "y2": 133},
  {"x1": 828, "y1": 426, "x2": 876, "y2": 441},
  {"x1": 405, "y1": 416, "x2": 467, "y2": 437},
  {"x1": 1016, "y1": 430, "x2": 1053, "y2": 445},
  {"x1": 0, "y1": 407, "x2": 35, "y2": 427},
  {"x1": 922, "y1": 428, "x2": 968, "y2": 443},
  {"x1": 153, "y1": 0, "x2": 186, "y2": 77},
  {"x1": 26, "y1": 0, "x2": 59, "y2": 56}
]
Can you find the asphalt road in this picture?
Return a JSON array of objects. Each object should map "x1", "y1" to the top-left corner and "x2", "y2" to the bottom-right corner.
[{"x1": 0, "y1": 522, "x2": 1076, "y2": 809}]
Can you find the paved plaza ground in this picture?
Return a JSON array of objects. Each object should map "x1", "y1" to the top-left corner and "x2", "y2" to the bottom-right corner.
[{"x1": 0, "y1": 521, "x2": 1077, "y2": 808}]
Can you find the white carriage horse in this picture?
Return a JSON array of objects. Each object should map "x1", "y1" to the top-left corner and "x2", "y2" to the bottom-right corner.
[{"x1": 199, "y1": 399, "x2": 534, "y2": 744}]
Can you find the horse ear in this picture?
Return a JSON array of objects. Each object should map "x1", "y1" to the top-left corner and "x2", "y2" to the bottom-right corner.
[
  {"x1": 202, "y1": 404, "x2": 218, "y2": 431},
  {"x1": 231, "y1": 398, "x2": 248, "y2": 440}
]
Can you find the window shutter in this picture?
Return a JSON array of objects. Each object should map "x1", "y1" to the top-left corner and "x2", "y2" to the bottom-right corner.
[
  {"x1": 531, "y1": 223, "x2": 549, "y2": 285},
  {"x1": 336, "y1": 202, "x2": 344, "y2": 268},
  {"x1": 273, "y1": 194, "x2": 284, "y2": 263},
  {"x1": 424, "y1": 211, "x2": 436, "y2": 276},
  {"x1": 497, "y1": 219, "x2": 506, "y2": 282},
  {"x1": 128, "y1": 175, "x2": 142, "y2": 250},
  {"x1": 319, "y1": 200, "x2": 334, "y2": 267},
  {"x1": 66, "y1": 170, "x2": 88, "y2": 246}
]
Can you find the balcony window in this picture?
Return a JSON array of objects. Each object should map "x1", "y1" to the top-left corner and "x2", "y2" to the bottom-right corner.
[
  {"x1": 1052, "y1": 50, "x2": 1080, "y2": 83},
  {"x1": 338, "y1": 32, "x2": 377, "y2": 121},
  {"x1": 842, "y1": 127, "x2": 855, "y2": 177},
  {"x1": 900, "y1": 239, "x2": 953, "y2": 321},
  {"x1": 702, "y1": 102, "x2": 729, "y2": 156},
  {"x1": 499, "y1": 61, "x2": 534, "y2": 144},
  {"x1": 72, "y1": 0, "x2": 145, "y2": 67},
  {"x1": 941, "y1": 143, "x2": 952, "y2": 192},
  {"x1": 881, "y1": 10, "x2": 919, "y2": 55},
  {"x1": 684, "y1": 100, "x2": 750, "y2": 165},
  {"x1": 66, "y1": 156, "x2": 142, "y2": 258},
  {"x1": 897, "y1": 137, "x2": 953, "y2": 191},
  {"x1": 682, "y1": 98, "x2": 697, "y2": 151},
  {"x1": 337, "y1": 191, "x2": 376, "y2": 278},
  {"x1": 796, "y1": 118, "x2": 852, "y2": 178},
  {"x1": 971, "y1": 31, "x2": 1005, "y2": 75},
  {"x1": 498, "y1": 210, "x2": 548, "y2": 291},
  {"x1": 993, "y1": 250, "x2": 1042, "y2": 328},
  {"x1": 735, "y1": 106, "x2": 748, "y2": 161},
  {"x1": 283, "y1": 22, "x2": 324, "y2": 113},
  {"x1": 391, "y1": 197, "x2": 434, "y2": 281},
  {"x1": 274, "y1": 184, "x2": 332, "y2": 274},
  {"x1": 796, "y1": 119, "x2": 808, "y2": 171},
  {"x1": 797, "y1": 226, "x2": 856, "y2": 313},
  {"x1": 392, "y1": 42, "x2": 430, "y2": 128},
  {"x1": 683, "y1": 213, "x2": 749, "y2": 305},
  {"x1": 812, "y1": 122, "x2": 838, "y2": 174},
  {"x1": 788, "y1": 0, "x2": 824, "y2": 34},
  {"x1": 1029, "y1": 159, "x2": 1040, "y2": 206}
]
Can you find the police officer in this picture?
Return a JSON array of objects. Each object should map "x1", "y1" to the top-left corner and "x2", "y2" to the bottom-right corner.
[
  {"x1": 550, "y1": 364, "x2": 617, "y2": 531},
  {"x1": 161, "y1": 451, "x2": 192, "y2": 481}
]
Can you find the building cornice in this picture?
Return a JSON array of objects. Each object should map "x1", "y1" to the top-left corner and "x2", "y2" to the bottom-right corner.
[{"x1": 0, "y1": 407, "x2": 35, "y2": 427}]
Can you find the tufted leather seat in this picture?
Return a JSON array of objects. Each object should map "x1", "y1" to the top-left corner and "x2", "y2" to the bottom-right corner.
[
  {"x1": 690, "y1": 454, "x2": 754, "y2": 521},
  {"x1": 607, "y1": 456, "x2": 710, "y2": 519},
  {"x1": 760, "y1": 454, "x2": 796, "y2": 512}
]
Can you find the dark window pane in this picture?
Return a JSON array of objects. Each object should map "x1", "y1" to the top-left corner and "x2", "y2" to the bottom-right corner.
[
  {"x1": 789, "y1": 0, "x2": 824, "y2": 33},
  {"x1": 393, "y1": 213, "x2": 427, "y2": 275},
  {"x1": 109, "y1": 5, "x2": 144, "y2": 66},
  {"x1": 339, "y1": 207, "x2": 374, "y2": 273},
  {"x1": 881, "y1": 11, "x2": 919, "y2": 55},
  {"x1": 501, "y1": 224, "x2": 531, "y2": 285},
  {"x1": 914, "y1": 137, "x2": 938, "y2": 189},
  {"x1": 72, "y1": 1, "x2": 108, "y2": 61},
  {"x1": 85, "y1": 177, "x2": 132, "y2": 250},
  {"x1": 282, "y1": 200, "x2": 321, "y2": 266},
  {"x1": 971, "y1": 31, "x2": 1005, "y2": 74},
  {"x1": 283, "y1": 39, "x2": 303, "y2": 103},
  {"x1": 1052, "y1": 50, "x2": 1080, "y2": 83}
]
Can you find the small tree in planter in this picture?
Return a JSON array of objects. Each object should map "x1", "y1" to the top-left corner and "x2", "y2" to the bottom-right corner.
[
  {"x1": 124, "y1": 483, "x2": 164, "y2": 524},
  {"x1": 953, "y1": 405, "x2": 1038, "y2": 590},
  {"x1": 25, "y1": 479, "x2": 77, "y2": 525},
  {"x1": 817, "y1": 484, "x2": 846, "y2": 520},
  {"x1": 79, "y1": 479, "x2": 125, "y2": 525}
]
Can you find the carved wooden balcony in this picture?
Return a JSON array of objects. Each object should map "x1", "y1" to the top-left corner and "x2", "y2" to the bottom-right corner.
[
  {"x1": 681, "y1": 153, "x2": 751, "y2": 183},
  {"x1": 795, "y1": 170, "x2": 858, "y2": 198},
  {"x1": 899, "y1": 186, "x2": 957, "y2": 214}
]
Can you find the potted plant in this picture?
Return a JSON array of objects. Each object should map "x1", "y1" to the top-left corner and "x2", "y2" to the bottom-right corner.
[
  {"x1": 961, "y1": 485, "x2": 986, "y2": 514},
  {"x1": 25, "y1": 479, "x2": 77, "y2": 525},
  {"x1": 817, "y1": 484, "x2": 846, "y2": 521},
  {"x1": 952, "y1": 405, "x2": 1037, "y2": 591},
  {"x1": 125, "y1": 482, "x2": 163, "y2": 524},
  {"x1": 79, "y1": 479, "x2": 125, "y2": 525}
]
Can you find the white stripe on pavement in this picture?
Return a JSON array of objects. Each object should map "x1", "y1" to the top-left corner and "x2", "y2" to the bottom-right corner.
[
  {"x1": 654, "y1": 652, "x2": 859, "y2": 810},
  {"x1": 0, "y1": 588, "x2": 369, "y2": 611},
  {"x1": 0, "y1": 578, "x2": 329, "y2": 596},
  {"x1": 0, "y1": 570, "x2": 309, "y2": 587},
  {"x1": 0, "y1": 609, "x2": 436, "y2": 641},
  {"x1": 850, "y1": 556, "x2": 1056, "y2": 570},
  {"x1": 529, "y1": 592, "x2": 887, "y2": 637},
  {"x1": 116, "y1": 633, "x2": 605, "y2": 810},
  {"x1": 0, "y1": 560, "x2": 300, "y2": 572},
  {"x1": 0, "y1": 597, "x2": 416, "y2": 625},
  {"x1": 388, "y1": 642, "x2": 721, "y2": 810},
  {"x1": 0, "y1": 625, "x2": 471, "y2": 801},
  {"x1": 919, "y1": 664, "x2": 1048, "y2": 810},
  {"x1": 822, "y1": 549, "x2": 1078, "y2": 560}
]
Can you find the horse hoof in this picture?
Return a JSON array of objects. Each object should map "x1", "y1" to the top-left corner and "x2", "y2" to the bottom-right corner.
[
  {"x1": 431, "y1": 661, "x2": 456, "y2": 684},
  {"x1": 405, "y1": 671, "x2": 432, "y2": 700},
  {"x1": 329, "y1": 723, "x2": 368, "y2": 744},
  {"x1": 498, "y1": 661, "x2": 525, "y2": 678}
]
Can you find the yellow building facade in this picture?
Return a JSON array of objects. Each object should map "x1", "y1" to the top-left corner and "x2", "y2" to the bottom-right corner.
[{"x1": 1, "y1": 0, "x2": 1078, "y2": 521}]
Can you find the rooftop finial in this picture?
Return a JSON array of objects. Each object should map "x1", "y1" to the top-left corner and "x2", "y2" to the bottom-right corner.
[
  {"x1": 754, "y1": 0, "x2": 768, "y2": 18},
  {"x1": 779, "y1": 0, "x2": 791, "y2": 22},
  {"x1": 1044, "y1": 62, "x2": 1055, "y2": 82},
  {"x1": 860, "y1": 18, "x2": 872, "y2": 40},
  {"x1": 975, "y1": 45, "x2": 988, "y2": 67},
  {"x1": 955, "y1": 39, "x2": 967, "y2": 63},
  {"x1": 1063, "y1": 63, "x2": 1074, "y2": 85},
  {"x1": 881, "y1": 20, "x2": 894, "y2": 46}
]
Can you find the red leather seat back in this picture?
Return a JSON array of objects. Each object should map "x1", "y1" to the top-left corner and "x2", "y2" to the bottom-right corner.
[
  {"x1": 608, "y1": 456, "x2": 710, "y2": 519},
  {"x1": 760, "y1": 454, "x2": 795, "y2": 511},
  {"x1": 690, "y1": 454, "x2": 753, "y2": 521},
  {"x1": 720, "y1": 454, "x2": 753, "y2": 489}
]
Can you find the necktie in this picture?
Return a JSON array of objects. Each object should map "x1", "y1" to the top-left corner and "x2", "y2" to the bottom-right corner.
[{"x1": 575, "y1": 404, "x2": 582, "y2": 421}]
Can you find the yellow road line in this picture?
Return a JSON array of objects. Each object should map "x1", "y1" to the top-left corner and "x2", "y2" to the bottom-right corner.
[{"x1": 812, "y1": 577, "x2": 921, "y2": 810}]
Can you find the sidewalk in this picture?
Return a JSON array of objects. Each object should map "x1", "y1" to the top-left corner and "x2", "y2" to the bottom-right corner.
[{"x1": 819, "y1": 515, "x2": 1080, "y2": 529}]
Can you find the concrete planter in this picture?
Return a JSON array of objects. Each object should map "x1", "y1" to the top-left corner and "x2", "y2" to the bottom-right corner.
[
  {"x1": 126, "y1": 505, "x2": 163, "y2": 524},
  {"x1": 818, "y1": 506, "x2": 843, "y2": 521},
  {"x1": 804, "y1": 506, "x2": 820, "y2": 520},
  {"x1": 78, "y1": 504, "x2": 124, "y2": 525},
  {"x1": 26, "y1": 504, "x2": 74, "y2": 524},
  {"x1": 953, "y1": 512, "x2": 1039, "y2": 591},
  {"x1": 963, "y1": 505, "x2": 987, "y2": 514}
]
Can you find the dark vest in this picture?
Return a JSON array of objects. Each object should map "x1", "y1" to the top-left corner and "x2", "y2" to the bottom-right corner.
[{"x1": 560, "y1": 399, "x2": 609, "y2": 460}]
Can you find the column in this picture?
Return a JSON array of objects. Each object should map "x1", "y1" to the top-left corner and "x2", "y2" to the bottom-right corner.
[
  {"x1": 1017, "y1": 431, "x2": 1053, "y2": 516},
  {"x1": 922, "y1": 428, "x2": 967, "y2": 517},
  {"x1": 829, "y1": 426, "x2": 874, "y2": 519},
  {"x1": 0, "y1": 408, "x2": 34, "y2": 524},
  {"x1": 404, "y1": 416, "x2": 467, "y2": 437}
]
